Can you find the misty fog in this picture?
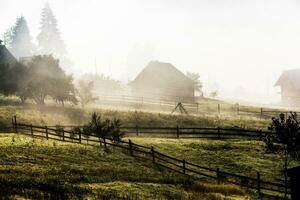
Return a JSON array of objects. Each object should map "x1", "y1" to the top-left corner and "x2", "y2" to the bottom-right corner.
[{"x1": 2, "y1": 0, "x2": 300, "y2": 104}]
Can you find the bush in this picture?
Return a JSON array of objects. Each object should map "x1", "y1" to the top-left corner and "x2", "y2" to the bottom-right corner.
[{"x1": 83, "y1": 112, "x2": 124, "y2": 142}]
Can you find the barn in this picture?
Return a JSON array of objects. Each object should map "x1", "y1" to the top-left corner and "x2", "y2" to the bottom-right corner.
[
  {"x1": 129, "y1": 61, "x2": 195, "y2": 102},
  {"x1": 275, "y1": 69, "x2": 300, "y2": 106},
  {"x1": 0, "y1": 40, "x2": 18, "y2": 65}
]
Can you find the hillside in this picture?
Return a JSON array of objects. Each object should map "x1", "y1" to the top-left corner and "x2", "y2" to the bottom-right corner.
[
  {"x1": 0, "y1": 133, "x2": 249, "y2": 199},
  {"x1": 0, "y1": 97, "x2": 270, "y2": 133}
]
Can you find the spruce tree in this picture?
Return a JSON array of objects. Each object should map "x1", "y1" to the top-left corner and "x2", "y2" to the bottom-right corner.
[
  {"x1": 37, "y1": 3, "x2": 67, "y2": 59},
  {"x1": 5, "y1": 16, "x2": 35, "y2": 58}
]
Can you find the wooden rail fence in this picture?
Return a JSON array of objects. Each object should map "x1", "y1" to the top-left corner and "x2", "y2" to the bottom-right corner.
[
  {"x1": 94, "y1": 93, "x2": 300, "y2": 119},
  {"x1": 11, "y1": 118, "x2": 290, "y2": 199},
  {"x1": 37, "y1": 124, "x2": 272, "y2": 140}
]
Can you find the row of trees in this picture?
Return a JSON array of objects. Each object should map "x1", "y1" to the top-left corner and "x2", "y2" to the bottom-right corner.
[
  {"x1": 3, "y1": 3, "x2": 70, "y2": 67},
  {"x1": 0, "y1": 55, "x2": 78, "y2": 105}
]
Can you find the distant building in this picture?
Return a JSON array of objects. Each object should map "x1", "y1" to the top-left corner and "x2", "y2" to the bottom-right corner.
[
  {"x1": 129, "y1": 61, "x2": 195, "y2": 102},
  {"x1": 0, "y1": 40, "x2": 18, "y2": 65},
  {"x1": 275, "y1": 69, "x2": 300, "y2": 106}
]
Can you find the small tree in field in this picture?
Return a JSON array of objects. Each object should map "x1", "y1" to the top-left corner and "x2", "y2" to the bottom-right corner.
[
  {"x1": 266, "y1": 112, "x2": 300, "y2": 196},
  {"x1": 78, "y1": 80, "x2": 98, "y2": 107},
  {"x1": 83, "y1": 113, "x2": 123, "y2": 144}
]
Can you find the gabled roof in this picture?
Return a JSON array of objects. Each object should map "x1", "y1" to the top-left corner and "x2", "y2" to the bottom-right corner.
[
  {"x1": 275, "y1": 69, "x2": 300, "y2": 90},
  {"x1": 0, "y1": 44, "x2": 18, "y2": 65},
  {"x1": 130, "y1": 61, "x2": 194, "y2": 86}
]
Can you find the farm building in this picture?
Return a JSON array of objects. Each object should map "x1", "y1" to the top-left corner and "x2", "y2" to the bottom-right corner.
[
  {"x1": 275, "y1": 69, "x2": 300, "y2": 106},
  {"x1": 129, "y1": 61, "x2": 195, "y2": 102},
  {"x1": 0, "y1": 40, "x2": 18, "y2": 65}
]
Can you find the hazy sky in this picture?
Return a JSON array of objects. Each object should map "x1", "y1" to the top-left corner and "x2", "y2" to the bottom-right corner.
[{"x1": 2, "y1": 0, "x2": 300, "y2": 103}]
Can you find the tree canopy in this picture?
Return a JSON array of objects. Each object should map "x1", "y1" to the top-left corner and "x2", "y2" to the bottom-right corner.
[
  {"x1": 3, "y1": 16, "x2": 35, "y2": 58},
  {"x1": 186, "y1": 72, "x2": 203, "y2": 94},
  {"x1": 37, "y1": 3, "x2": 66, "y2": 59}
]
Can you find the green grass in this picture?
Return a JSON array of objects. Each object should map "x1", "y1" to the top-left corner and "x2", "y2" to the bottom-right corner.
[
  {"x1": 127, "y1": 137, "x2": 300, "y2": 185},
  {"x1": 0, "y1": 133, "x2": 250, "y2": 199},
  {"x1": 0, "y1": 97, "x2": 270, "y2": 132}
]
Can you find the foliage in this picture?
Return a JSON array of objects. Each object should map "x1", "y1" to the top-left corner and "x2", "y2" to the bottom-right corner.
[
  {"x1": 83, "y1": 112, "x2": 124, "y2": 142},
  {"x1": 78, "y1": 80, "x2": 98, "y2": 107},
  {"x1": 0, "y1": 62, "x2": 27, "y2": 99},
  {"x1": 3, "y1": 16, "x2": 35, "y2": 58},
  {"x1": 267, "y1": 112, "x2": 300, "y2": 160},
  {"x1": 37, "y1": 3, "x2": 66, "y2": 58},
  {"x1": 79, "y1": 74, "x2": 123, "y2": 95},
  {"x1": 186, "y1": 72, "x2": 203, "y2": 94},
  {"x1": 21, "y1": 55, "x2": 77, "y2": 105}
]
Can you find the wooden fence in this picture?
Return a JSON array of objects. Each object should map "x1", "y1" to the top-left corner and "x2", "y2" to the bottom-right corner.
[
  {"x1": 38, "y1": 124, "x2": 271, "y2": 140},
  {"x1": 11, "y1": 120, "x2": 290, "y2": 199},
  {"x1": 95, "y1": 93, "x2": 300, "y2": 119},
  {"x1": 237, "y1": 106, "x2": 300, "y2": 119}
]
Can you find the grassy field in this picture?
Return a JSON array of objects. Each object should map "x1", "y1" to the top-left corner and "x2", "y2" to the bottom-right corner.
[
  {"x1": 128, "y1": 137, "x2": 300, "y2": 186},
  {"x1": 0, "y1": 96, "x2": 291, "y2": 199},
  {"x1": 0, "y1": 96, "x2": 270, "y2": 133},
  {"x1": 0, "y1": 133, "x2": 250, "y2": 199}
]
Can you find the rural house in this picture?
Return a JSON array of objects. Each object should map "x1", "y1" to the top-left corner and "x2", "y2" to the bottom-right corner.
[
  {"x1": 129, "y1": 61, "x2": 195, "y2": 102},
  {"x1": 0, "y1": 40, "x2": 18, "y2": 65},
  {"x1": 275, "y1": 69, "x2": 300, "y2": 106}
]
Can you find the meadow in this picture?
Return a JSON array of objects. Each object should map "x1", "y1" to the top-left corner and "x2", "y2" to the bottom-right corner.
[
  {"x1": 0, "y1": 133, "x2": 249, "y2": 199},
  {"x1": 0, "y1": 96, "x2": 295, "y2": 199}
]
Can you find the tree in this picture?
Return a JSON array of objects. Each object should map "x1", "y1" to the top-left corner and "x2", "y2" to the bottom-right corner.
[
  {"x1": 37, "y1": 3, "x2": 67, "y2": 63},
  {"x1": 22, "y1": 55, "x2": 77, "y2": 105},
  {"x1": 79, "y1": 74, "x2": 123, "y2": 95},
  {"x1": 4, "y1": 16, "x2": 35, "y2": 58},
  {"x1": 0, "y1": 62, "x2": 27, "y2": 99},
  {"x1": 265, "y1": 113, "x2": 300, "y2": 197},
  {"x1": 83, "y1": 113, "x2": 124, "y2": 144},
  {"x1": 51, "y1": 75, "x2": 78, "y2": 106},
  {"x1": 267, "y1": 113, "x2": 300, "y2": 160},
  {"x1": 186, "y1": 72, "x2": 203, "y2": 94},
  {"x1": 78, "y1": 80, "x2": 98, "y2": 107}
]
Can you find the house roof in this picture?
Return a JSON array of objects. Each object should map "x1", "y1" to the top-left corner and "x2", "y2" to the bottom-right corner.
[
  {"x1": 275, "y1": 69, "x2": 300, "y2": 90},
  {"x1": 0, "y1": 44, "x2": 18, "y2": 65},
  {"x1": 130, "y1": 61, "x2": 194, "y2": 87}
]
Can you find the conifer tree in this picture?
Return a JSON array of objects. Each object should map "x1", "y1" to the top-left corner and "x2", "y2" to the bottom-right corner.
[
  {"x1": 37, "y1": 3, "x2": 67, "y2": 59},
  {"x1": 4, "y1": 16, "x2": 35, "y2": 58}
]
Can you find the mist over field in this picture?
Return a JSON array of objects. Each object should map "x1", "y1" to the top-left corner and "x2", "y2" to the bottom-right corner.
[{"x1": 2, "y1": 0, "x2": 300, "y2": 104}]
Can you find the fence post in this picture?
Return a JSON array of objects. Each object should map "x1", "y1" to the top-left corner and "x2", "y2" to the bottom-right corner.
[
  {"x1": 151, "y1": 146, "x2": 155, "y2": 163},
  {"x1": 79, "y1": 131, "x2": 81, "y2": 143},
  {"x1": 236, "y1": 104, "x2": 239, "y2": 115},
  {"x1": 30, "y1": 124, "x2": 33, "y2": 137},
  {"x1": 45, "y1": 126, "x2": 48, "y2": 140},
  {"x1": 62, "y1": 128, "x2": 65, "y2": 141},
  {"x1": 217, "y1": 168, "x2": 220, "y2": 184},
  {"x1": 176, "y1": 125, "x2": 180, "y2": 139},
  {"x1": 129, "y1": 139, "x2": 133, "y2": 156},
  {"x1": 259, "y1": 129, "x2": 262, "y2": 140},
  {"x1": 257, "y1": 172, "x2": 261, "y2": 196},
  {"x1": 183, "y1": 159, "x2": 186, "y2": 174},
  {"x1": 260, "y1": 108, "x2": 263, "y2": 119},
  {"x1": 103, "y1": 137, "x2": 107, "y2": 148},
  {"x1": 217, "y1": 127, "x2": 221, "y2": 139},
  {"x1": 136, "y1": 125, "x2": 139, "y2": 136},
  {"x1": 11, "y1": 118, "x2": 14, "y2": 133},
  {"x1": 14, "y1": 115, "x2": 17, "y2": 133},
  {"x1": 218, "y1": 104, "x2": 220, "y2": 115}
]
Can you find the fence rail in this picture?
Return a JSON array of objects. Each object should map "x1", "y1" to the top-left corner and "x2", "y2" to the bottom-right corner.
[
  {"x1": 11, "y1": 118, "x2": 290, "y2": 199},
  {"x1": 94, "y1": 93, "x2": 300, "y2": 120},
  {"x1": 31, "y1": 124, "x2": 272, "y2": 140}
]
